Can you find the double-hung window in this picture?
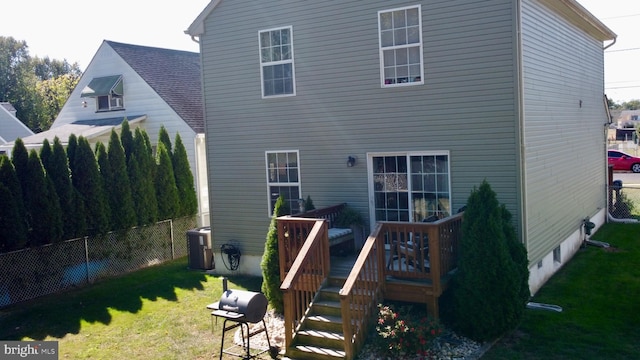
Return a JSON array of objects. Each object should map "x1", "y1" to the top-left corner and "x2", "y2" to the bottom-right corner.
[
  {"x1": 378, "y1": 5, "x2": 424, "y2": 87},
  {"x1": 259, "y1": 26, "x2": 296, "y2": 98},
  {"x1": 265, "y1": 151, "x2": 301, "y2": 215}
]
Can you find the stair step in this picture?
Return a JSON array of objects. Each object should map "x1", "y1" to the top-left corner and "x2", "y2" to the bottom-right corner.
[
  {"x1": 286, "y1": 344, "x2": 346, "y2": 360},
  {"x1": 311, "y1": 300, "x2": 342, "y2": 317},
  {"x1": 296, "y1": 329, "x2": 345, "y2": 348},
  {"x1": 305, "y1": 314, "x2": 344, "y2": 332}
]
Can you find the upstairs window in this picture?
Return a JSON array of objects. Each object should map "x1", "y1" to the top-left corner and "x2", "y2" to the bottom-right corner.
[
  {"x1": 81, "y1": 75, "x2": 125, "y2": 111},
  {"x1": 259, "y1": 26, "x2": 296, "y2": 98},
  {"x1": 378, "y1": 5, "x2": 424, "y2": 87}
]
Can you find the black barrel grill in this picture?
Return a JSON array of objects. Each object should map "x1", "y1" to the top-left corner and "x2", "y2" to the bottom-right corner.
[{"x1": 207, "y1": 278, "x2": 272, "y2": 359}]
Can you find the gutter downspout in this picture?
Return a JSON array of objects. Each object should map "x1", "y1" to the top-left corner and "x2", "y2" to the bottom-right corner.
[
  {"x1": 603, "y1": 37, "x2": 616, "y2": 51},
  {"x1": 515, "y1": 0, "x2": 528, "y2": 256}
]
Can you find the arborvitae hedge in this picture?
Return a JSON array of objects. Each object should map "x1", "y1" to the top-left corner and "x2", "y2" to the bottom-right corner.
[
  {"x1": 1, "y1": 124, "x2": 199, "y2": 252},
  {"x1": 158, "y1": 125, "x2": 172, "y2": 154},
  {"x1": 74, "y1": 137, "x2": 110, "y2": 235},
  {"x1": 39, "y1": 139, "x2": 52, "y2": 170},
  {"x1": 0, "y1": 156, "x2": 27, "y2": 251},
  {"x1": 0, "y1": 183, "x2": 22, "y2": 252},
  {"x1": 155, "y1": 142, "x2": 179, "y2": 221},
  {"x1": 66, "y1": 133, "x2": 78, "y2": 176},
  {"x1": 11, "y1": 138, "x2": 29, "y2": 201},
  {"x1": 119, "y1": 119, "x2": 134, "y2": 162},
  {"x1": 25, "y1": 150, "x2": 62, "y2": 245},
  {"x1": 44, "y1": 137, "x2": 76, "y2": 239},
  {"x1": 106, "y1": 130, "x2": 136, "y2": 231},
  {"x1": 452, "y1": 180, "x2": 530, "y2": 342},
  {"x1": 173, "y1": 133, "x2": 198, "y2": 217},
  {"x1": 132, "y1": 128, "x2": 157, "y2": 225},
  {"x1": 261, "y1": 195, "x2": 291, "y2": 314}
]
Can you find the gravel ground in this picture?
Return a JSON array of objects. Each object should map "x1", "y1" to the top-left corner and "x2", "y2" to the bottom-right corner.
[{"x1": 234, "y1": 310, "x2": 490, "y2": 359}]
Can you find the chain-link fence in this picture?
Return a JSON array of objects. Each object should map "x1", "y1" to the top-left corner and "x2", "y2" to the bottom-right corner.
[
  {"x1": 0, "y1": 216, "x2": 197, "y2": 308},
  {"x1": 609, "y1": 184, "x2": 640, "y2": 220}
]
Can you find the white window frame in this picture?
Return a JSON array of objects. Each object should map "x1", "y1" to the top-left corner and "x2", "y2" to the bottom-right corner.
[
  {"x1": 367, "y1": 151, "x2": 451, "y2": 229},
  {"x1": 259, "y1": 26, "x2": 296, "y2": 98},
  {"x1": 96, "y1": 94, "x2": 124, "y2": 112},
  {"x1": 378, "y1": 5, "x2": 424, "y2": 87},
  {"x1": 265, "y1": 150, "x2": 301, "y2": 216}
]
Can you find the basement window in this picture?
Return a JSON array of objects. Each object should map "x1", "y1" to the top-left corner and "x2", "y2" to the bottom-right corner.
[{"x1": 553, "y1": 246, "x2": 561, "y2": 263}]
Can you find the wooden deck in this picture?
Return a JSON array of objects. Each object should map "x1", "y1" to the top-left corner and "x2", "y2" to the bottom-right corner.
[{"x1": 278, "y1": 209, "x2": 463, "y2": 360}]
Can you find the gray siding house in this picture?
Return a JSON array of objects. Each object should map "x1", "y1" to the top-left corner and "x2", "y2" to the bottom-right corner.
[
  {"x1": 0, "y1": 102, "x2": 33, "y2": 149},
  {"x1": 188, "y1": 0, "x2": 615, "y2": 293}
]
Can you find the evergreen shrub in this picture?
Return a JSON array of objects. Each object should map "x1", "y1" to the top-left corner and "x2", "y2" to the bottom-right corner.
[{"x1": 452, "y1": 180, "x2": 529, "y2": 342}]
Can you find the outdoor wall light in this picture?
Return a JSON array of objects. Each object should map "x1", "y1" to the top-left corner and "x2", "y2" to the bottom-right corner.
[{"x1": 347, "y1": 156, "x2": 356, "y2": 167}]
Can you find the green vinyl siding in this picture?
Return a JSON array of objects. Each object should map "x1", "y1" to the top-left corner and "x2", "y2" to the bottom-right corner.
[
  {"x1": 521, "y1": 0, "x2": 607, "y2": 264},
  {"x1": 200, "y1": 0, "x2": 521, "y2": 257}
]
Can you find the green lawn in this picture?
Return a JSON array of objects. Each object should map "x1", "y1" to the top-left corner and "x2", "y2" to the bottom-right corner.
[
  {"x1": 482, "y1": 223, "x2": 640, "y2": 360},
  {"x1": 0, "y1": 258, "x2": 263, "y2": 359}
]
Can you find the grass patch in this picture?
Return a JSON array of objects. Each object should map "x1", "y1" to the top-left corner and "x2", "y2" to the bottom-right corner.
[
  {"x1": 0, "y1": 258, "x2": 263, "y2": 359},
  {"x1": 482, "y1": 223, "x2": 640, "y2": 360}
]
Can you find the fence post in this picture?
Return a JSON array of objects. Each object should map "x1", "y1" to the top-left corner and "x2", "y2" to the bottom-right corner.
[
  {"x1": 84, "y1": 236, "x2": 90, "y2": 284},
  {"x1": 170, "y1": 219, "x2": 175, "y2": 260}
]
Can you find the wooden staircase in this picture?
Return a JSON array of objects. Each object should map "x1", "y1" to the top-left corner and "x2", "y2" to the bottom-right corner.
[
  {"x1": 278, "y1": 212, "x2": 463, "y2": 360},
  {"x1": 286, "y1": 277, "x2": 348, "y2": 360}
]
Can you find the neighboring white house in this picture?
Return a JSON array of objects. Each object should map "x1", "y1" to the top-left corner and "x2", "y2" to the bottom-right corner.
[
  {"x1": 0, "y1": 41, "x2": 209, "y2": 225},
  {"x1": 0, "y1": 102, "x2": 34, "y2": 151}
]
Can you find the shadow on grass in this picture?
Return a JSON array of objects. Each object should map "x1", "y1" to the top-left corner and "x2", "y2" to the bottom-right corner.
[{"x1": 0, "y1": 257, "x2": 208, "y2": 341}]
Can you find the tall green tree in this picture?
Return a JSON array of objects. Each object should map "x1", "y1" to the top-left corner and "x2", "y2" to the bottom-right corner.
[
  {"x1": 11, "y1": 138, "x2": 29, "y2": 201},
  {"x1": 132, "y1": 128, "x2": 157, "y2": 225},
  {"x1": 105, "y1": 130, "x2": 136, "y2": 230},
  {"x1": 0, "y1": 183, "x2": 23, "y2": 252},
  {"x1": 45, "y1": 137, "x2": 78, "y2": 239},
  {"x1": 452, "y1": 180, "x2": 529, "y2": 342},
  {"x1": 32, "y1": 56, "x2": 81, "y2": 80},
  {"x1": 158, "y1": 125, "x2": 172, "y2": 154},
  {"x1": 0, "y1": 155, "x2": 27, "y2": 250},
  {"x1": 66, "y1": 134, "x2": 78, "y2": 178},
  {"x1": 33, "y1": 73, "x2": 79, "y2": 130},
  {"x1": 73, "y1": 137, "x2": 109, "y2": 234},
  {"x1": 261, "y1": 195, "x2": 291, "y2": 314},
  {"x1": 120, "y1": 119, "x2": 134, "y2": 162},
  {"x1": 24, "y1": 150, "x2": 62, "y2": 245},
  {"x1": 172, "y1": 133, "x2": 198, "y2": 217},
  {"x1": 39, "y1": 139, "x2": 52, "y2": 169},
  {"x1": 0, "y1": 36, "x2": 30, "y2": 101},
  {"x1": 155, "y1": 142, "x2": 179, "y2": 220},
  {"x1": 0, "y1": 37, "x2": 36, "y2": 127},
  {"x1": 1, "y1": 37, "x2": 81, "y2": 132}
]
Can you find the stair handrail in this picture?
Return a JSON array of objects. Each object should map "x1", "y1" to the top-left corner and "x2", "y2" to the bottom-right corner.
[
  {"x1": 280, "y1": 219, "x2": 330, "y2": 351},
  {"x1": 339, "y1": 222, "x2": 384, "y2": 360}
]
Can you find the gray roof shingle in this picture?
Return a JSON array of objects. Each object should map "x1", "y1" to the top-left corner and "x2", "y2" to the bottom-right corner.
[{"x1": 105, "y1": 40, "x2": 203, "y2": 133}]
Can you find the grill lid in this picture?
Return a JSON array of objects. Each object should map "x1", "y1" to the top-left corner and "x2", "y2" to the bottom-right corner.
[{"x1": 218, "y1": 289, "x2": 268, "y2": 323}]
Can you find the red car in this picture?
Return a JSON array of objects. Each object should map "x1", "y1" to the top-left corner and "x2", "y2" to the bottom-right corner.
[{"x1": 608, "y1": 150, "x2": 640, "y2": 173}]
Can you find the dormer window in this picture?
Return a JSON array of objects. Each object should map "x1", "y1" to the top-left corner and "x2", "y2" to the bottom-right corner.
[{"x1": 81, "y1": 75, "x2": 124, "y2": 111}]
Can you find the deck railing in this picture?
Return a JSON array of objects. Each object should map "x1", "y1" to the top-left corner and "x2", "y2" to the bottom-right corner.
[
  {"x1": 279, "y1": 219, "x2": 330, "y2": 349},
  {"x1": 339, "y1": 222, "x2": 385, "y2": 360},
  {"x1": 382, "y1": 213, "x2": 463, "y2": 292}
]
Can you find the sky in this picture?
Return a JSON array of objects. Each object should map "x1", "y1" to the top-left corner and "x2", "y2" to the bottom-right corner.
[{"x1": 0, "y1": 0, "x2": 638, "y2": 103}]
